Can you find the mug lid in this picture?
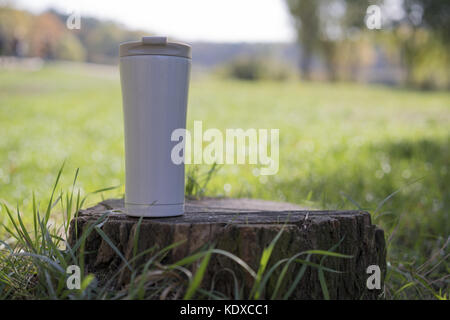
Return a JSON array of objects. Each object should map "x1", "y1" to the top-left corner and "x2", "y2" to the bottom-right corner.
[{"x1": 119, "y1": 36, "x2": 191, "y2": 59}]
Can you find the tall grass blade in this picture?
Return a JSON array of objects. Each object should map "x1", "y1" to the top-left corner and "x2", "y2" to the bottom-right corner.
[
  {"x1": 94, "y1": 226, "x2": 132, "y2": 271},
  {"x1": 45, "y1": 161, "x2": 65, "y2": 223},
  {"x1": 184, "y1": 247, "x2": 213, "y2": 299},
  {"x1": 250, "y1": 226, "x2": 285, "y2": 299}
]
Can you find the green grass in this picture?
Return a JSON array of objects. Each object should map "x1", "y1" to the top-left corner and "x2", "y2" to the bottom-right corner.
[{"x1": 0, "y1": 62, "x2": 449, "y2": 299}]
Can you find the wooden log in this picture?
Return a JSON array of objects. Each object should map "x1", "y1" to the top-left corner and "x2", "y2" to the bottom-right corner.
[{"x1": 68, "y1": 198, "x2": 386, "y2": 299}]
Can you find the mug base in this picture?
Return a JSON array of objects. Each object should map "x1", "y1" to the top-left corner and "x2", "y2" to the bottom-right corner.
[{"x1": 125, "y1": 203, "x2": 184, "y2": 218}]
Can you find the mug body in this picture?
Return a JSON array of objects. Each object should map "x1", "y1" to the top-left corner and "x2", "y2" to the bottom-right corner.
[{"x1": 120, "y1": 54, "x2": 190, "y2": 217}]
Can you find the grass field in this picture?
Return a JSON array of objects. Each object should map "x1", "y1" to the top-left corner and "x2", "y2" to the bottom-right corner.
[{"x1": 0, "y1": 63, "x2": 448, "y2": 299}]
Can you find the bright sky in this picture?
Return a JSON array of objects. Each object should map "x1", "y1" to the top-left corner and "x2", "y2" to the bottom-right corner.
[{"x1": 12, "y1": 0, "x2": 296, "y2": 43}]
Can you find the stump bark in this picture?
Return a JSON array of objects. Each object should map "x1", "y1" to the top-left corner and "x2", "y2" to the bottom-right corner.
[{"x1": 68, "y1": 197, "x2": 386, "y2": 299}]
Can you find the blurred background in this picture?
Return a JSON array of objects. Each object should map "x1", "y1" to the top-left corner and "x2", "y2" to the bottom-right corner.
[
  {"x1": 1, "y1": 0, "x2": 449, "y2": 87},
  {"x1": 0, "y1": 0, "x2": 448, "y2": 298}
]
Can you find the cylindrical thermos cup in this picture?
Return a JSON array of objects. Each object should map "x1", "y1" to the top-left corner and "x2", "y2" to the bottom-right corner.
[{"x1": 119, "y1": 36, "x2": 191, "y2": 217}]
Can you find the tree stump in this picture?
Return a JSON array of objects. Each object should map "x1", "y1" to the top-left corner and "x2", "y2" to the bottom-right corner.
[{"x1": 68, "y1": 198, "x2": 386, "y2": 299}]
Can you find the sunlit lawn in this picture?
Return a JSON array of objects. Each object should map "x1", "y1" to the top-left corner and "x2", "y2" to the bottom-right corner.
[{"x1": 0, "y1": 62, "x2": 448, "y2": 297}]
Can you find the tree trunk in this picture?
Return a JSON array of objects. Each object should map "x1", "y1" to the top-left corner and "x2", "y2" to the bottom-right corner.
[{"x1": 68, "y1": 197, "x2": 386, "y2": 299}]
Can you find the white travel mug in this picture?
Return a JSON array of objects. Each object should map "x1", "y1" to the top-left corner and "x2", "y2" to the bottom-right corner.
[{"x1": 119, "y1": 36, "x2": 191, "y2": 217}]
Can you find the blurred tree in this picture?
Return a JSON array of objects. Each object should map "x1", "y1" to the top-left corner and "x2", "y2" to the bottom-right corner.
[
  {"x1": 51, "y1": 10, "x2": 149, "y2": 64},
  {"x1": 286, "y1": 0, "x2": 449, "y2": 88},
  {"x1": 420, "y1": 0, "x2": 450, "y2": 45},
  {"x1": 286, "y1": 0, "x2": 369, "y2": 81},
  {"x1": 224, "y1": 56, "x2": 294, "y2": 81},
  {"x1": 0, "y1": 6, "x2": 32, "y2": 56},
  {"x1": 1, "y1": 6, "x2": 151, "y2": 65},
  {"x1": 55, "y1": 33, "x2": 86, "y2": 61},
  {"x1": 286, "y1": 0, "x2": 319, "y2": 80},
  {"x1": 83, "y1": 22, "x2": 125, "y2": 63},
  {"x1": 381, "y1": 0, "x2": 450, "y2": 88},
  {"x1": 29, "y1": 12, "x2": 65, "y2": 59}
]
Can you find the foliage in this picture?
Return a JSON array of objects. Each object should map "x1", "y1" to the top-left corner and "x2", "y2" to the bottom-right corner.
[
  {"x1": 55, "y1": 33, "x2": 86, "y2": 62},
  {"x1": 222, "y1": 56, "x2": 295, "y2": 81},
  {"x1": 286, "y1": 0, "x2": 450, "y2": 89},
  {"x1": 0, "y1": 6, "x2": 146, "y2": 64},
  {"x1": 286, "y1": 0, "x2": 370, "y2": 80}
]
